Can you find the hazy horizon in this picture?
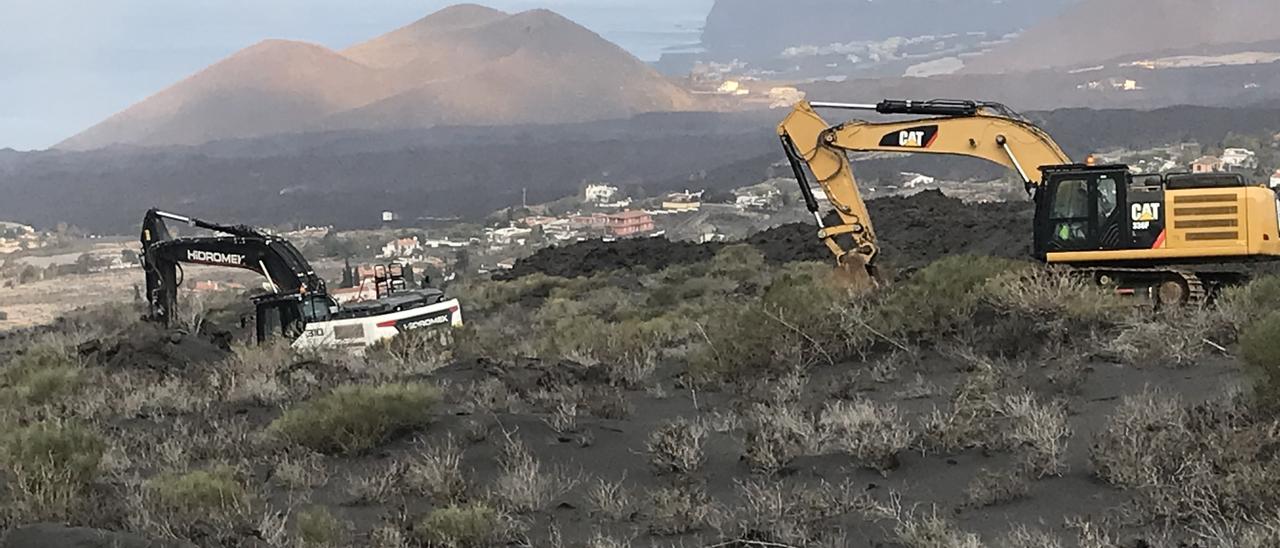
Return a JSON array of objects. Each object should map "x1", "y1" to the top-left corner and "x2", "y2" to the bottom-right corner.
[{"x1": 0, "y1": 0, "x2": 712, "y2": 151}]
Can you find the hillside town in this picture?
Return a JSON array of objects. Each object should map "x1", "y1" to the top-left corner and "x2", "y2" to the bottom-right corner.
[{"x1": 6, "y1": 137, "x2": 1280, "y2": 320}]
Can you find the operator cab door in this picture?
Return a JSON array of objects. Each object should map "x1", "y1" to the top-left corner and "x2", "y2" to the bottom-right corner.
[
  {"x1": 255, "y1": 299, "x2": 306, "y2": 343},
  {"x1": 1035, "y1": 169, "x2": 1128, "y2": 257}
]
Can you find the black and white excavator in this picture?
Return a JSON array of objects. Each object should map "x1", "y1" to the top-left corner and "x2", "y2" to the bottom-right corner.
[{"x1": 140, "y1": 209, "x2": 463, "y2": 350}]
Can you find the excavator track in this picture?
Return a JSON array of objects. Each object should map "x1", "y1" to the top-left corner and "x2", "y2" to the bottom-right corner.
[{"x1": 1080, "y1": 267, "x2": 1218, "y2": 306}]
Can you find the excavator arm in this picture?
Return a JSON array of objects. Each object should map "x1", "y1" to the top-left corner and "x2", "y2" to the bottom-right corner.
[
  {"x1": 778, "y1": 99, "x2": 1073, "y2": 276},
  {"x1": 140, "y1": 209, "x2": 325, "y2": 324}
]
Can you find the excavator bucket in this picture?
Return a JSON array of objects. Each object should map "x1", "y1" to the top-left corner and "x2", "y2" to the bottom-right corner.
[{"x1": 832, "y1": 253, "x2": 879, "y2": 292}]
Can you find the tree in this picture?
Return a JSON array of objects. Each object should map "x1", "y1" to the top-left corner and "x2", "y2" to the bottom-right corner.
[
  {"x1": 74, "y1": 253, "x2": 98, "y2": 274},
  {"x1": 340, "y1": 258, "x2": 355, "y2": 289},
  {"x1": 319, "y1": 232, "x2": 356, "y2": 258},
  {"x1": 18, "y1": 265, "x2": 39, "y2": 284},
  {"x1": 454, "y1": 249, "x2": 472, "y2": 278}
]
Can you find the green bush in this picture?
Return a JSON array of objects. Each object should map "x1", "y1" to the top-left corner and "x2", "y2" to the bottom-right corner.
[
  {"x1": 1242, "y1": 311, "x2": 1280, "y2": 400},
  {"x1": 416, "y1": 503, "x2": 504, "y2": 548},
  {"x1": 269, "y1": 383, "x2": 441, "y2": 454},
  {"x1": 2, "y1": 343, "x2": 82, "y2": 405},
  {"x1": 1, "y1": 421, "x2": 104, "y2": 519},
  {"x1": 1220, "y1": 275, "x2": 1280, "y2": 332},
  {"x1": 871, "y1": 255, "x2": 1026, "y2": 340},
  {"x1": 689, "y1": 265, "x2": 849, "y2": 377},
  {"x1": 295, "y1": 506, "x2": 344, "y2": 547},
  {"x1": 146, "y1": 464, "x2": 251, "y2": 526}
]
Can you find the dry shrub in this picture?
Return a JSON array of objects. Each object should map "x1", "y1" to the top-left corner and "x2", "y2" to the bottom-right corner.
[
  {"x1": 586, "y1": 531, "x2": 633, "y2": 548},
  {"x1": 1067, "y1": 518, "x2": 1121, "y2": 548},
  {"x1": 416, "y1": 503, "x2": 516, "y2": 548},
  {"x1": 212, "y1": 340, "x2": 296, "y2": 405},
  {"x1": 819, "y1": 399, "x2": 913, "y2": 473},
  {"x1": 1090, "y1": 388, "x2": 1188, "y2": 489},
  {"x1": 404, "y1": 435, "x2": 468, "y2": 503},
  {"x1": 142, "y1": 464, "x2": 253, "y2": 540},
  {"x1": 370, "y1": 525, "x2": 411, "y2": 548},
  {"x1": 270, "y1": 449, "x2": 329, "y2": 490},
  {"x1": 733, "y1": 478, "x2": 857, "y2": 546},
  {"x1": 743, "y1": 403, "x2": 818, "y2": 475},
  {"x1": 998, "y1": 525, "x2": 1064, "y2": 548},
  {"x1": 893, "y1": 506, "x2": 983, "y2": 548},
  {"x1": 984, "y1": 267, "x2": 1128, "y2": 329},
  {"x1": 966, "y1": 468, "x2": 1030, "y2": 507},
  {"x1": 459, "y1": 378, "x2": 513, "y2": 415},
  {"x1": 268, "y1": 383, "x2": 440, "y2": 455},
  {"x1": 345, "y1": 461, "x2": 404, "y2": 505},
  {"x1": 996, "y1": 392, "x2": 1072, "y2": 477},
  {"x1": 365, "y1": 328, "x2": 452, "y2": 379},
  {"x1": 1105, "y1": 309, "x2": 1219, "y2": 368},
  {"x1": 295, "y1": 506, "x2": 345, "y2": 547},
  {"x1": 543, "y1": 400, "x2": 578, "y2": 434},
  {"x1": 646, "y1": 418, "x2": 707, "y2": 475},
  {"x1": 647, "y1": 482, "x2": 720, "y2": 536},
  {"x1": 0, "y1": 420, "x2": 104, "y2": 523},
  {"x1": 918, "y1": 357, "x2": 1006, "y2": 454},
  {"x1": 1090, "y1": 389, "x2": 1280, "y2": 526},
  {"x1": 581, "y1": 385, "x2": 633, "y2": 420},
  {"x1": 588, "y1": 476, "x2": 633, "y2": 521},
  {"x1": 489, "y1": 436, "x2": 578, "y2": 513}
]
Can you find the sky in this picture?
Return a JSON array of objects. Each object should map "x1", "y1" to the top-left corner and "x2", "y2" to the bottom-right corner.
[{"x1": 0, "y1": 0, "x2": 713, "y2": 151}]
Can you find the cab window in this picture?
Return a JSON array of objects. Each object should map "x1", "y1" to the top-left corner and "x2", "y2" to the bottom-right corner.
[
  {"x1": 1050, "y1": 179, "x2": 1089, "y2": 245},
  {"x1": 1051, "y1": 179, "x2": 1089, "y2": 219},
  {"x1": 301, "y1": 296, "x2": 331, "y2": 322},
  {"x1": 1097, "y1": 176, "x2": 1118, "y2": 218}
]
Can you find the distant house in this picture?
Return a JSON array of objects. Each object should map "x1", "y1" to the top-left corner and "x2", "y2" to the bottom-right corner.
[
  {"x1": 381, "y1": 237, "x2": 420, "y2": 258},
  {"x1": 1192, "y1": 156, "x2": 1224, "y2": 173},
  {"x1": 519, "y1": 216, "x2": 557, "y2": 228},
  {"x1": 902, "y1": 172, "x2": 936, "y2": 189},
  {"x1": 487, "y1": 226, "x2": 533, "y2": 246},
  {"x1": 570, "y1": 214, "x2": 611, "y2": 228},
  {"x1": 663, "y1": 190, "x2": 703, "y2": 212},
  {"x1": 604, "y1": 211, "x2": 655, "y2": 237},
  {"x1": 584, "y1": 184, "x2": 619, "y2": 204},
  {"x1": 1222, "y1": 148, "x2": 1258, "y2": 170}
]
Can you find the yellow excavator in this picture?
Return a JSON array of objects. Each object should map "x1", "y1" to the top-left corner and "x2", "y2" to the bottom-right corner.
[{"x1": 779, "y1": 99, "x2": 1280, "y2": 304}]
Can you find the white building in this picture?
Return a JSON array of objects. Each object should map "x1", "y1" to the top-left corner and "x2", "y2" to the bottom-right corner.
[
  {"x1": 381, "y1": 237, "x2": 420, "y2": 258},
  {"x1": 1222, "y1": 148, "x2": 1258, "y2": 170},
  {"x1": 584, "y1": 184, "x2": 620, "y2": 204},
  {"x1": 487, "y1": 226, "x2": 533, "y2": 246},
  {"x1": 902, "y1": 172, "x2": 937, "y2": 189}
]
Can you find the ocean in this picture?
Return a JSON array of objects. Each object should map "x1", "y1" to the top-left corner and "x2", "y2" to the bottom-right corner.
[{"x1": 508, "y1": 0, "x2": 713, "y2": 61}]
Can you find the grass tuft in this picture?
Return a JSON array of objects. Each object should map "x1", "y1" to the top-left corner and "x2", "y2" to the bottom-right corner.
[{"x1": 268, "y1": 383, "x2": 441, "y2": 455}]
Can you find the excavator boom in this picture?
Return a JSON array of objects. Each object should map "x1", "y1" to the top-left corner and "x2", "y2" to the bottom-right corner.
[{"x1": 778, "y1": 99, "x2": 1071, "y2": 275}]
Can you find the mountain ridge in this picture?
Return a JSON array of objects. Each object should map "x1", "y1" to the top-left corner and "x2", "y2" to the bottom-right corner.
[
  {"x1": 964, "y1": 0, "x2": 1280, "y2": 73},
  {"x1": 58, "y1": 4, "x2": 700, "y2": 151}
]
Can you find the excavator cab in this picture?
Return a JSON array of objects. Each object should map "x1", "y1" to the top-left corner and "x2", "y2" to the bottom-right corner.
[
  {"x1": 1033, "y1": 165, "x2": 1135, "y2": 258},
  {"x1": 254, "y1": 295, "x2": 306, "y2": 343},
  {"x1": 254, "y1": 294, "x2": 336, "y2": 343}
]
